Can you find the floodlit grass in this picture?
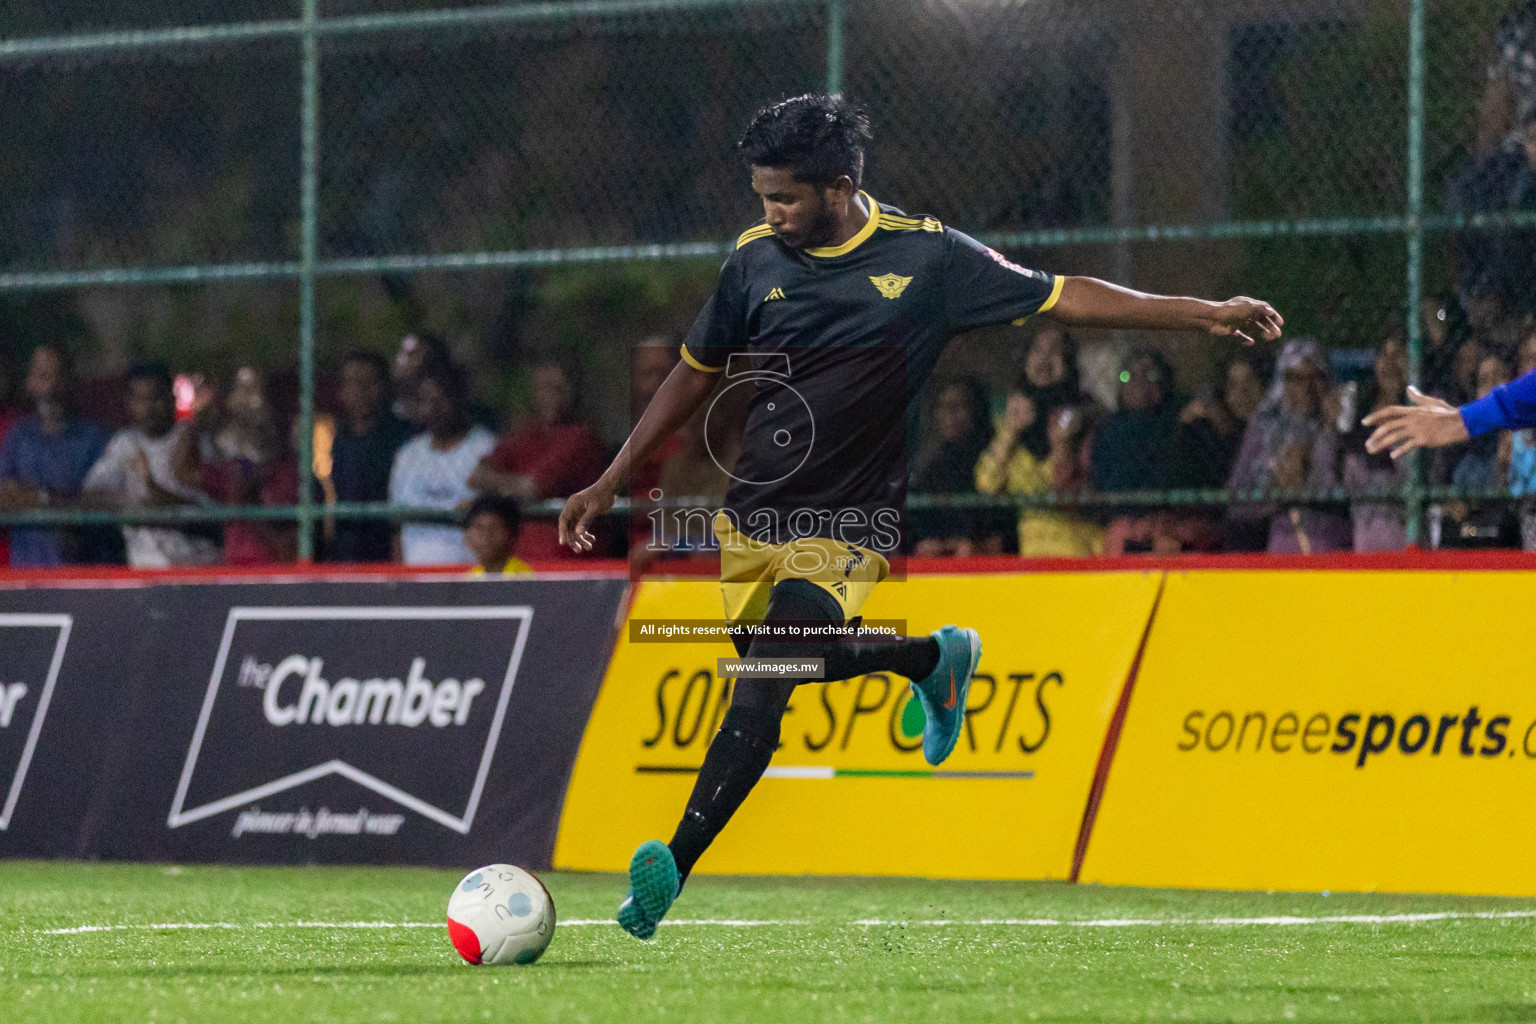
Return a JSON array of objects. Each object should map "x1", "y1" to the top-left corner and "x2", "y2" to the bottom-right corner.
[{"x1": 2, "y1": 860, "x2": 1534, "y2": 1022}]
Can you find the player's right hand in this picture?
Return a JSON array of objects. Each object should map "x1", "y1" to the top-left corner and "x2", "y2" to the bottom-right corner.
[
  {"x1": 1208, "y1": 297, "x2": 1284, "y2": 346},
  {"x1": 1361, "y1": 386, "x2": 1469, "y2": 458},
  {"x1": 558, "y1": 481, "x2": 616, "y2": 554}
]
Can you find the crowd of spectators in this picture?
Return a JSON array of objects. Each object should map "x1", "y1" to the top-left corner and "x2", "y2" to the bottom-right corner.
[
  {"x1": 5, "y1": 300, "x2": 1536, "y2": 569},
  {"x1": 11, "y1": 0, "x2": 1536, "y2": 581},
  {"x1": 907, "y1": 304, "x2": 1536, "y2": 559},
  {"x1": 0, "y1": 334, "x2": 611, "y2": 570}
]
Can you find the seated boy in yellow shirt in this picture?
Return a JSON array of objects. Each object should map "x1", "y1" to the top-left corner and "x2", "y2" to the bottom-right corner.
[{"x1": 464, "y1": 494, "x2": 533, "y2": 575}]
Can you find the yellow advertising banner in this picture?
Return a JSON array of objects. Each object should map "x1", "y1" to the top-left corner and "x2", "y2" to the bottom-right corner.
[
  {"x1": 1081, "y1": 570, "x2": 1536, "y2": 896},
  {"x1": 554, "y1": 572, "x2": 1160, "y2": 879}
]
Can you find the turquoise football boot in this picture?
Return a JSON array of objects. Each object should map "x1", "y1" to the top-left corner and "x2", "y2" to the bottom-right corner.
[
  {"x1": 908, "y1": 625, "x2": 982, "y2": 766},
  {"x1": 616, "y1": 839, "x2": 680, "y2": 940}
]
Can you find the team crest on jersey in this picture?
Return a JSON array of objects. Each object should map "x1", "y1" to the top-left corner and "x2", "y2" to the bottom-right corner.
[{"x1": 869, "y1": 273, "x2": 913, "y2": 299}]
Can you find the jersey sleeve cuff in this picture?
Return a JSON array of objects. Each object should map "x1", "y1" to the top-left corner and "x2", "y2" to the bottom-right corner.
[
  {"x1": 1012, "y1": 275, "x2": 1066, "y2": 325},
  {"x1": 1459, "y1": 394, "x2": 1506, "y2": 438},
  {"x1": 679, "y1": 344, "x2": 724, "y2": 373},
  {"x1": 1036, "y1": 274, "x2": 1066, "y2": 314}
]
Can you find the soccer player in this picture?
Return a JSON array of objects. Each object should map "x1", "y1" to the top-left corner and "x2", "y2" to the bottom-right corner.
[
  {"x1": 557, "y1": 94, "x2": 1284, "y2": 940},
  {"x1": 1362, "y1": 376, "x2": 1536, "y2": 456}
]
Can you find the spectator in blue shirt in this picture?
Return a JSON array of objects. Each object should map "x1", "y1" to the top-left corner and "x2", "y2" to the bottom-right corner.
[{"x1": 0, "y1": 346, "x2": 108, "y2": 567}]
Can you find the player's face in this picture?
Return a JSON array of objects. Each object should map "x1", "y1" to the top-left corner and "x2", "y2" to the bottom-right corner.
[{"x1": 750, "y1": 165, "x2": 840, "y2": 250}]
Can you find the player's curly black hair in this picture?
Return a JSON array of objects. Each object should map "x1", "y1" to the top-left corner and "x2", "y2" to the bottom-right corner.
[{"x1": 737, "y1": 94, "x2": 873, "y2": 188}]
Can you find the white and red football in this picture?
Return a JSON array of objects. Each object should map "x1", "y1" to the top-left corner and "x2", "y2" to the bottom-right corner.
[{"x1": 446, "y1": 863, "x2": 556, "y2": 965}]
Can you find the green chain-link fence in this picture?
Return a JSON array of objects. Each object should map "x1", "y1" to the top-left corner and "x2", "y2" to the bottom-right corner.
[{"x1": 1, "y1": 0, "x2": 1533, "y2": 559}]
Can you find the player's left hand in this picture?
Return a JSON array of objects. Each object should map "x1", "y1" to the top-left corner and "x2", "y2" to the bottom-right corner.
[
  {"x1": 1207, "y1": 297, "x2": 1284, "y2": 346},
  {"x1": 1361, "y1": 385, "x2": 1470, "y2": 459}
]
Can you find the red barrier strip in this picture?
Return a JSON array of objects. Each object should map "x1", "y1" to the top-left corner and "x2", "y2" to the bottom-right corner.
[
  {"x1": 5, "y1": 546, "x2": 1536, "y2": 589},
  {"x1": 904, "y1": 548, "x2": 1536, "y2": 575},
  {"x1": 1069, "y1": 572, "x2": 1167, "y2": 883},
  {"x1": 0, "y1": 559, "x2": 631, "y2": 589}
]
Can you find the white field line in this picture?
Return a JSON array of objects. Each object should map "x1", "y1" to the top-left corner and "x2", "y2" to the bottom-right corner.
[
  {"x1": 850, "y1": 910, "x2": 1536, "y2": 927},
  {"x1": 30, "y1": 919, "x2": 804, "y2": 935},
  {"x1": 36, "y1": 921, "x2": 443, "y2": 935},
  {"x1": 29, "y1": 909, "x2": 1536, "y2": 936}
]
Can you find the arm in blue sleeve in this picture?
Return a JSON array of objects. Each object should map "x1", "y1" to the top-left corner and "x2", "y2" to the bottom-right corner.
[{"x1": 1461, "y1": 367, "x2": 1536, "y2": 437}]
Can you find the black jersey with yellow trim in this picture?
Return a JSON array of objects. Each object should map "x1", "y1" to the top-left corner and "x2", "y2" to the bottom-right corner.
[{"x1": 680, "y1": 193, "x2": 1059, "y2": 547}]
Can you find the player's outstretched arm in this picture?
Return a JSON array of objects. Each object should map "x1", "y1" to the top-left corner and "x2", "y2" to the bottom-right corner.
[
  {"x1": 1360, "y1": 387, "x2": 1469, "y2": 460},
  {"x1": 1363, "y1": 368, "x2": 1536, "y2": 458},
  {"x1": 1044, "y1": 277, "x2": 1284, "y2": 345},
  {"x1": 558, "y1": 361, "x2": 720, "y2": 553}
]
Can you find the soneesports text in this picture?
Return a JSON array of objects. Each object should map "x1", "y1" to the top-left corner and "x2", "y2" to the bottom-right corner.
[
  {"x1": 642, "y1": 666, "x2": 1061, "y2": 755},
  {"x1": 251, "y1": 654, "x2": 485, "y2": 727},
  {"x1": 1176, "y1": 706, "x2": 1524, "y2": 768}
]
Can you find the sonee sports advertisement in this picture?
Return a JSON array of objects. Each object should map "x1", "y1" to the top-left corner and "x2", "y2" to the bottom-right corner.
[
  {"x1": 1082, "y1": 570, "x2": 1536, "y2": 897},
  {"x1": 556, "y1": 573, "x2": 1161, "y2": 879}
]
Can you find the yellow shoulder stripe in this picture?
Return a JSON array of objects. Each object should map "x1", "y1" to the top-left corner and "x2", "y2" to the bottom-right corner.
[
  {"x1": 879, "y1": 214, "x2": 943, "y2": 233},
  {"x1": 679, "y1": 344, "x2": 725, "y2": 373},
  {"x1": 735, "y1": 224, "x2": 775, "y2": 249}
]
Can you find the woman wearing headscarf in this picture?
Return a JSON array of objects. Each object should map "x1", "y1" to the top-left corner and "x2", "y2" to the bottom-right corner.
[
  {"x1": 975, "y1": 391, "x2": 1103, "y2": 558},
  {"x1": 975, "y1": 327, "x2": 1103, "y2": 556},
  {"x1": 1010, "y1": 324, "x2": 1085, "y2": 465},
  {"x1": 1227, "y1": 338, "x2": 1349, "y2": 554}
]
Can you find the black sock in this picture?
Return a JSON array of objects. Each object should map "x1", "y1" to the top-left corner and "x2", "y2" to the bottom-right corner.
[
  {"x1": 666, "y1": 580, "x2": 940, "y2": 881},
  {"x1": 763, "y1": 580, "x2": 941, "y2": 682},
  {"x1": 667, "y1": 699, "x2": 786, "y2": 881},
  {"x1": 822, "y1": 635, "x2": 940, "y2": 682}
]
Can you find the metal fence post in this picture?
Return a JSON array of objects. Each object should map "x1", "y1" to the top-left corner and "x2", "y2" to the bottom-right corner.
[
  {"x1": 297, "y1": 0, "x2": 319, "y2": 561},
  {"x1": 1404, "y1": 0, "x2": 1426, "y2": 547},
  {"x1": 826, "y1": 0, "x2": 844, "y2": 96}
]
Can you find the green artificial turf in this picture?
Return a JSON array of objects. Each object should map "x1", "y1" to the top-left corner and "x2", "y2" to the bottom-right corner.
[{"x1": 3, "y1": 860, "x2": 1535, "y2": 1023}]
